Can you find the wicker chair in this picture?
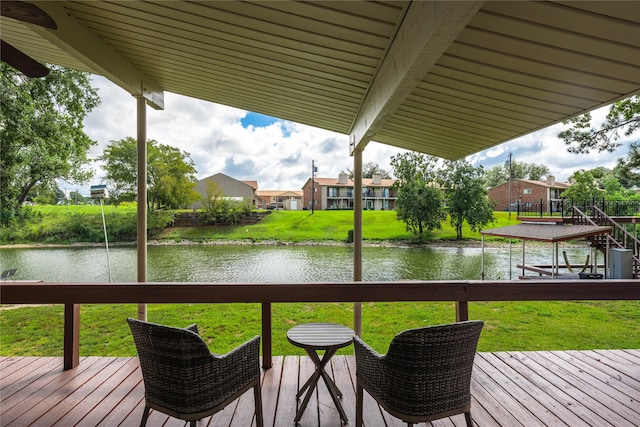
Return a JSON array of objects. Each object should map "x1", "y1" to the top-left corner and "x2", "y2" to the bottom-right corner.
[
  {"x1": 354, "y1": 320, "x2": 484, "y2": 427},
  {"x1": 127, "y1": 318, "x2": 263, "y2": 427}
]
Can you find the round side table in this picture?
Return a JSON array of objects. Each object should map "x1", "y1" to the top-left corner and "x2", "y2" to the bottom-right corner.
[{"x1": 287, "y1": 322, "x2": 354, "y2": 424}]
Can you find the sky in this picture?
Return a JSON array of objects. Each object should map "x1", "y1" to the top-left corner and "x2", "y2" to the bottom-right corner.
[{"x1": 71, "y1": 74, "x2": 634, "y2": 195}]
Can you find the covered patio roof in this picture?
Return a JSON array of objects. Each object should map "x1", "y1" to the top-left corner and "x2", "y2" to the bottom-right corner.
[
  {"x1": 481, "y1": 223, "x2": 611, "y2": 243},
  {"x1": 2, "y1": 1, "x2": 639, "y2": 157}
]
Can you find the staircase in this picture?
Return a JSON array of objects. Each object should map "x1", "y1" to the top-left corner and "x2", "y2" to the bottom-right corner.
[{"x1": 572, "y1": 206, "x2": 640, "y2": 278}]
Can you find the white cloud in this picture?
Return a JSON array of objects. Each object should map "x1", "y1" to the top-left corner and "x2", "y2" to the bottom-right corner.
[{"x1": 73, "y1": 75, "x2": 634, "y2": 194}]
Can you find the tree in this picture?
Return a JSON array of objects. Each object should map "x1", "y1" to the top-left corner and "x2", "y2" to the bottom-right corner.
[
  {"x1": 440, "y1": 160, "x2": 495, "y2": 240},
  {"x1": 483, "y1": 160, "x2": 550, "y2": 188},
  {"x1": 615, "y1": 142, "x2": 640, "y2": 188},
  {"x1": 563, "y1": 167, "x2": 639, "y2": 202},
  {"x1": 100, "y1": 137, "x2": 199, "y2": 209},
  {"x1": 561, "y1": 170, "x2": 603, "y2": 201},
  {"x1": 559, "y1": 95, "x2": 639, "y2": 154},
  {"x1": 0, "y1": 63, "x2": 99, "y2": 223},
  {"x1": 390, "y1": 152, "x2": 446, "y2": 236},
  {"x1": 346, "y1": 162, "x2": 392, "y2": 179}
]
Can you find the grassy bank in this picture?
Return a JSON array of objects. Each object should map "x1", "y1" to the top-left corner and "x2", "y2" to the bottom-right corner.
[
  {"x1": 1, "y1": 204, "x2": 519, "y2": 245},
  {"x1": 1, "y1": 301, "x2": 638, "y2": 357}
]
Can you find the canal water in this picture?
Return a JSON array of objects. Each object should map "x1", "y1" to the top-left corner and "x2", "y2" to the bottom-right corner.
[{"x1": 0, "y1": 244, "x2": 595, "y2": 282}]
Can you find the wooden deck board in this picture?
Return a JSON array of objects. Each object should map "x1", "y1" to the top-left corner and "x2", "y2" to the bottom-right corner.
[{"x1": 1, "y1": 351, "x2": 638, "y2": 426}]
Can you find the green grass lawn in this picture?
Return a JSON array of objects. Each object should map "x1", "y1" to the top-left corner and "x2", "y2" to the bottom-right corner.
[
  {"x1": 158, "y1": 209, "x2": 519, "y2": 244},
  {"x1": 1, "y1": 300, "x2": 638, "y2": 357}
]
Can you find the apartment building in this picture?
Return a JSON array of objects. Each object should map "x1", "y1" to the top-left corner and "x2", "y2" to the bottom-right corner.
[
  {"x1": 488, "y1": 175, "x2": 571, "y2": 211},
  {"x1": 302, "y1": 172, "x2": 397, "y2": 210}
]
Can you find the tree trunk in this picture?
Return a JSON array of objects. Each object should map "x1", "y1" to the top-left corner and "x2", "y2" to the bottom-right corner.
[{"x1": 17, "y1": 179, "x2": 37, "y2": 205}]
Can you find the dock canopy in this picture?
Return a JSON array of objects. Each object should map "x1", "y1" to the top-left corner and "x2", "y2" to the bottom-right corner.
[
  {"x1": 480, "y1": 223, "x2": 612, "y2": 279},
  {"x1": 481, "y1": 224, "x2": 611, "y2": 243}
]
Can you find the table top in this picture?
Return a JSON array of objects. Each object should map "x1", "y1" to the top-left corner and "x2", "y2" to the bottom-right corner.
[{"x1": 287, "y1": 322, "x2": 354, "y2": 350}]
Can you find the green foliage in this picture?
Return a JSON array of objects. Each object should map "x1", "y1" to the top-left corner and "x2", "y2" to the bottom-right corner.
[
  {"x1": 199, "y1": 181, "x2": 252, "y2": 226},
  {"x1": 616, "y1": 142, "x2": 640, "y2": 188},
  {"x1": 0, "y1": 64, "x2": 99, "y2": 224},
  {"x1": 395, "y1": 182, "x2": 446, "y2": 236},
  {"x1": 346, "y1": 162, "x2": 392, "y2": 179},
  {"x1": 559, "y1": 95, "x2": 639, "y2": 154},
  {"x1": 483, "y1": 159, "x2": 550, "y2": 188},
  {"x1": 99, "y1": 137, "x2": 199, "y2": 209},
  {"x1": 564, "y1": 164, "x2": 640, "y2": 204},
  {"x1": 390, "y1": 152, "x2": 446, "y2": 236},
  {"x1": 440, "y1": 160, "x2": 495, "y2": 240},
  {"x1": 0, "y1": 203, "x2": 175, "y2": 244}
]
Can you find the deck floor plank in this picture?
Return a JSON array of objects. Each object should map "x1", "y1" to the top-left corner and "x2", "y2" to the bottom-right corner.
[
  {"x1": 78, "y1": 358, "x2": 141, "y2": 426},
  {"x1": 1, "y1": 357, "x2": 100, "y2": 424},
  {"x1": 473, "y1": 353, "x2": 555, "y2": 427},
  {"x1": 592, "y1": 349, "x2": 640, "y2": 381},
  {"x1": 259, "y1": 356, "x2": 284, "y2": 427},
  {"x1": 3, "y1": 357, "x2": 114, "y2": 426},
  {"x1": 273, "y1": 355, "x2": 300, "y2": 426},
  {"x1": 51, "y1": 357, "x2": 140, "y2": 427},
  {"x1": 1, "y1": 351, "x2": 637, "y2": 427},
  {"x1": 498, "y1": 351, "x2": 620, "y2": 427},
  {"x1": 97, "y1": 380, "x2": 144, "y2": 427},
  {"x1": 557, "y1": 351, "x2": 640, "y2": 400},
  {"x1": 1, "y1": 357, "x2": 63, "y2": 402},
  {"x1": 469, "y1": 375, "x2": 523, "y2": 427},
  {"x1": 524, "y1": 351, "x2": 639, "y2": 426}
]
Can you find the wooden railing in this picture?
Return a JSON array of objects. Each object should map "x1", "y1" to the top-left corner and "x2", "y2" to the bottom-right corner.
[{"x1": 2, "y1": 280, "x2": 638, "y2": 371}]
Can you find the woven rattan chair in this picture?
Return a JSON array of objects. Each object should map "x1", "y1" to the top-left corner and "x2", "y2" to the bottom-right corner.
[
  {"x1": 354, "y1": 320, "x2": 484, "y2": 427},
  {"x1": 127, "y1": 318, "x2": 263, "y2": 427}
]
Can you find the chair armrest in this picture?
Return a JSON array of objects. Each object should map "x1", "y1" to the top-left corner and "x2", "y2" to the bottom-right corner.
[
  {"x1": 185, "y1": 324, "x2": 199, "y2": 335},
  {"x1": 212, "y1": 335, "x2": 262, "y2": 390},
  {"x1": 353, "y1": 335, "x2": 386, "y2": 393}
]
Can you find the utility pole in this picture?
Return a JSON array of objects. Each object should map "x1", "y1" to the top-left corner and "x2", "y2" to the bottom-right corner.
[
  {"x1": 311, "y1": 160, "x2": 317, "y2": 214},
  {"x1": 507, "y1": 152, "x2": 513, "y2": 220}
]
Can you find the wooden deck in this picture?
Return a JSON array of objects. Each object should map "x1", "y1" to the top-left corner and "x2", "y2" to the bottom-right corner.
[{"x1": 1, "y1": 351, "x2": 639, "y2": 426}]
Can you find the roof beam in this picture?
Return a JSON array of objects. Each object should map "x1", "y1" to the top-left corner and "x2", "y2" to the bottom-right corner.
[
  {"x1": 349, "y1": 1, "x2": 483, "y2": 154},
  {"x1": 31, "y1": 1, "x2": 164, "y2": 110}
]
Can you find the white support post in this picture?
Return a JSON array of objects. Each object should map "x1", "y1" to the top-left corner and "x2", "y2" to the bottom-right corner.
[
  {"x1": 136, "y1": 95, "x2": 147, "y2": 321},
  {"x1": 353, "y1": 147, "x2": 363, "y2": 337}
]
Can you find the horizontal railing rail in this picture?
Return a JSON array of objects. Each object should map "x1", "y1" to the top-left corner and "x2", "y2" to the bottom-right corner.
[
  {"x1": 2, "y1": 280, "x2": 639, "y2": 370},
  {"x1": 516, "y1": 198, "x2": 640, "y2": 219}
]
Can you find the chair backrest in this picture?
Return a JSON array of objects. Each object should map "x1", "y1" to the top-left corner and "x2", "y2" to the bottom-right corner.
[
  {"x1": 384, "y1": 320, "x2": 484, "y2": 417},
  {"x1": 127, "y1": 318, "x2": 213, "y2": 411}
]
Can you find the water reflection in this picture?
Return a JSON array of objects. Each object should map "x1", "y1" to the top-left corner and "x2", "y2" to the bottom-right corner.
[{"x1": 0, "y1": 244, "x2": 594, "y2": 283}]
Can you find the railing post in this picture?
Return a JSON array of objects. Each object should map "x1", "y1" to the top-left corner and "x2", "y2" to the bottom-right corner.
[
  {"x1": 64, "y1": 304, "x2": 80, "y2": 370},
  {"x1": 455, "y1": 301, "x2": 469, "y2": 322},
  {"x1": 540, "y1": 199, "x2": 543, "y2": 217},
  {"x1": 261, "y1": 303, "x2": 272, "y2": 369}
]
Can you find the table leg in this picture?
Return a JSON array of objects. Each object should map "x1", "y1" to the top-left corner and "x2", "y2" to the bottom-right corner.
[
  {"x1": 295, "y1": 348, "x2": 348, "y2": 424},
  {"x1": 295, "y1": 368, "x2": 320, "y2": 423}
]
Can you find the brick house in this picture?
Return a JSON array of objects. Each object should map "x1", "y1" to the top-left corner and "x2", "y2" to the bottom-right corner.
[
  {"x1": 488, "y1": 176, "x2": 571, "y2": 211},
  {"x1": 256, "y1": 190, "x2": 303, "y2": 210},
  {"x1": 301, "y1": 172, "x2": 397, "y2": 210}
]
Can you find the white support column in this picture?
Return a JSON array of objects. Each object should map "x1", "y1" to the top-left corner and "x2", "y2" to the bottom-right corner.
[
  {"x1": 353, "y1": 147, "x2": 363, "y2": 337},
  {"x1": 136, "y1": 95, "x2": 147, "y2": 321}
]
